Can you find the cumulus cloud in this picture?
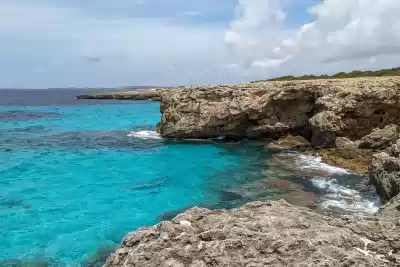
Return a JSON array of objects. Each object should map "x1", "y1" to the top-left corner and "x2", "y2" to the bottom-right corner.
[{"x1": 226, "y1": 0, "x2": 400, "y2": 78}]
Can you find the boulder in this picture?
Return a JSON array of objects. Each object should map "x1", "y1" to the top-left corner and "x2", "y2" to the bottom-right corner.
[
  {"x1": 105, "y1": 200, "x2": 399, "y2": 267},
  {"x1": 335, "y1": 137, "x2": 360, "y2": 159},
  {"x1": 369, "y1": 151, "x2": 400, "y2": 201},
  {"x1": 359, "y1": 125, "x2": 399, "y2": 149}
]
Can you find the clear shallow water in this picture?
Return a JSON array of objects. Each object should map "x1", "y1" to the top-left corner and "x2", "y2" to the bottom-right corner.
[{"x1": 0, "y1": 89, "x2": 380, "y2": 266}]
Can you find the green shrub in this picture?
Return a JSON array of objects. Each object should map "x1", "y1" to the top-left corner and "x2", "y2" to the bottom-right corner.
[{"x1": 265, "y1": 67, "x2": 400, "y2": 81}]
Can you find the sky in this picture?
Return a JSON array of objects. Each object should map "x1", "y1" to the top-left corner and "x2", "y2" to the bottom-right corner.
[{"x1": 1, "y1": 0, "x2": 400, "y2": 88}]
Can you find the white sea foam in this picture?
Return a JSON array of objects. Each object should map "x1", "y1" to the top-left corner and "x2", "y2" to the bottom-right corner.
[
  {"x1": 127, "y1": 130, "x2": 162, "y2": 140},
  {"x1": 311, "y1": 178, "x2": 380, "y2": 214},
  {"x1": 295, "y1": 154, "x2": 350, "y2": 175}
]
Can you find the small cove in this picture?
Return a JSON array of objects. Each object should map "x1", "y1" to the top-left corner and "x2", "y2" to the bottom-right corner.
[{"x1": 0, "y1": 89, "x2": 380, "y2": 266}]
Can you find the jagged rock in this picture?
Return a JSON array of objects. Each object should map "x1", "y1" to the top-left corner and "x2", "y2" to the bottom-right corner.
[
  {"x1": 369, "y1": 152, "x2": 400, "y2": 201},
  {"x1": 104, "y1": 200, "x2": 399, "y2": 267},
  {"x1": 265, "y1": 135, "x2": 309, "y2": 151},
  {"x1": 359, "y1": 125, "x2": 399, "y2": 149}
]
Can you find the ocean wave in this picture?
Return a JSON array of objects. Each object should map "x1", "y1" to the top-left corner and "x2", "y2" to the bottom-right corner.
[
  {"x1": 311, "y1": 178, "x2": 380, "y2": 214},
  {"x1": 295, "y1": 154, "x2": 350, "y2": 175},
  {"x1": 127, "y1": 130, "x2": 162, "y2": 140}
]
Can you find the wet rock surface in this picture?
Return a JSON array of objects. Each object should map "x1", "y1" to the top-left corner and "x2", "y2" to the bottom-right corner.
[
  {"x1": 265, "y1": 135, "x2": 309, "y2": 152},
  {"x1": 105, "y1": 200, "x2": 399, "y2": 267}
]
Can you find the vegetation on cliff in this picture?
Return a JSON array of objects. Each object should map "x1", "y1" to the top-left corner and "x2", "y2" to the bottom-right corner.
[{"x1": 252, "y1": 67, "x2": 400, "y2": 82}]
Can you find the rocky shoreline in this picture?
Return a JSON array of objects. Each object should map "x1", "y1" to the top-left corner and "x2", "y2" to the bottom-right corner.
[
  {"x1": 77, "y1": 88, "x2": 165, "y2": 101},
  {"x1": 79, "y1": 77, "x2": 400, "y2": 266}
]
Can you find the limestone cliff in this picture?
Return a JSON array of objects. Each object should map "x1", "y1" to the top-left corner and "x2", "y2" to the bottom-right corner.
[{"x1": 158, "y1": 77, "x2": 400, "y2": 148}]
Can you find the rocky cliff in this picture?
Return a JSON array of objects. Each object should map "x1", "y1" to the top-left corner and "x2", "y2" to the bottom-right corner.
[
  {"x1": 104, "y1": 77, "x2": 400, "y2": 266},
  {"x1": 158, "y1": 77, "x2": 400, "y2": 147},
  {"x1": 105, "y1": 200, "x2": 399, "y2": 267}
]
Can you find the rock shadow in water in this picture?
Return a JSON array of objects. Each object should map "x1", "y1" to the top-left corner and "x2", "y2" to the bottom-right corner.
[
  {"x1": 0, "y1": 196, "x2": 31, "y2": 210},
  {"x1": 0, "y1": 257, "x2": 63, "y2": 267},
  {"x1": 0, "y1": 111, "x2": 59, "y2": 122},
  {"x1": 158, "y1": 207, "x2": 191, "y2": 221},
  {"x1": 26, "y1": 130, "x2": 163, "y2": 151},
  {"x1": 80, "y1": 244, "x2": 118, "y2": 267},
  {"x1": 127, "y1": 176, "x2": 168, "y2": 192}
]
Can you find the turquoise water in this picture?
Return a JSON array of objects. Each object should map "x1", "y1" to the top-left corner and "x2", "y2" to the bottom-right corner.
[
  {"x1": 0, "y1": 90, "x2": 380, "y2": 266},
  {"x1": 0, "y1": 97, "x2": 270, "y2": 266}
]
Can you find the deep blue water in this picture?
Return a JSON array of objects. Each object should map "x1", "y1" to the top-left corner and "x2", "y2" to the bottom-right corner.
[{"x1": 0, "y1": 89, "x2": 379, "y2": 266}]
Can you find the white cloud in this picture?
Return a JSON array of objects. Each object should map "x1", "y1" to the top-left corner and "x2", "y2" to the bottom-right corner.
[
  {"x1": 226, "y1": 0, "x2": 400, "y2": 79},
  {"x1": 183, "y1": 11, "x2": 202, "y2": 16},
  {"x1": 0, "y1": 2, "x2": 233, "y2": 88}
]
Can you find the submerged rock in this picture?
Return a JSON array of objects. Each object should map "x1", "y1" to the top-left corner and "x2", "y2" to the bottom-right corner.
[
  {"x1": 104, "y1": 200, "x2": 399, "y2": 267},
  {"x1": 80, "y1": 245, "x2": 117, "y2": 267},
  {"x1": 265, "y1": 135, "x2": 309, "y2": 152},
  {"x1": 0, "y1": 111, "x2": 59, "y2": 122},
  {"x1": 0, "y1": 258, "x2": 61, "y2": 267}
]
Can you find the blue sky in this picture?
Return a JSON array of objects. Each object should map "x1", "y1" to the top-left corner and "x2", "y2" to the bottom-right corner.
[{"x1": 1, "y1": 0, "x2": 399, "y2": 88}]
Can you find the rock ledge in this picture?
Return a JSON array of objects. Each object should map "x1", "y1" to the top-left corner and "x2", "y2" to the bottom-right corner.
[{"x1": 105, "y1": 200, "x2": 399, "y2": 267}]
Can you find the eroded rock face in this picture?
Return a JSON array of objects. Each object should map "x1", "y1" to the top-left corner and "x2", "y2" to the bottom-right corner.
[
  {"x1": 370, "y1": 149, "x2": 400, "y2": 202},
  {"x1": 104, "y1": 200, "x2": 399, "y2": 267},
  {"x1": 158, "y1": 77, "x2": 400, "y2": 149}
]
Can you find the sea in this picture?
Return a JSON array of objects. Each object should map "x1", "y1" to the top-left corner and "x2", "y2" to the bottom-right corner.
[{"x1": 0, "y1": 89, "x2": 381, "y2": 266}]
